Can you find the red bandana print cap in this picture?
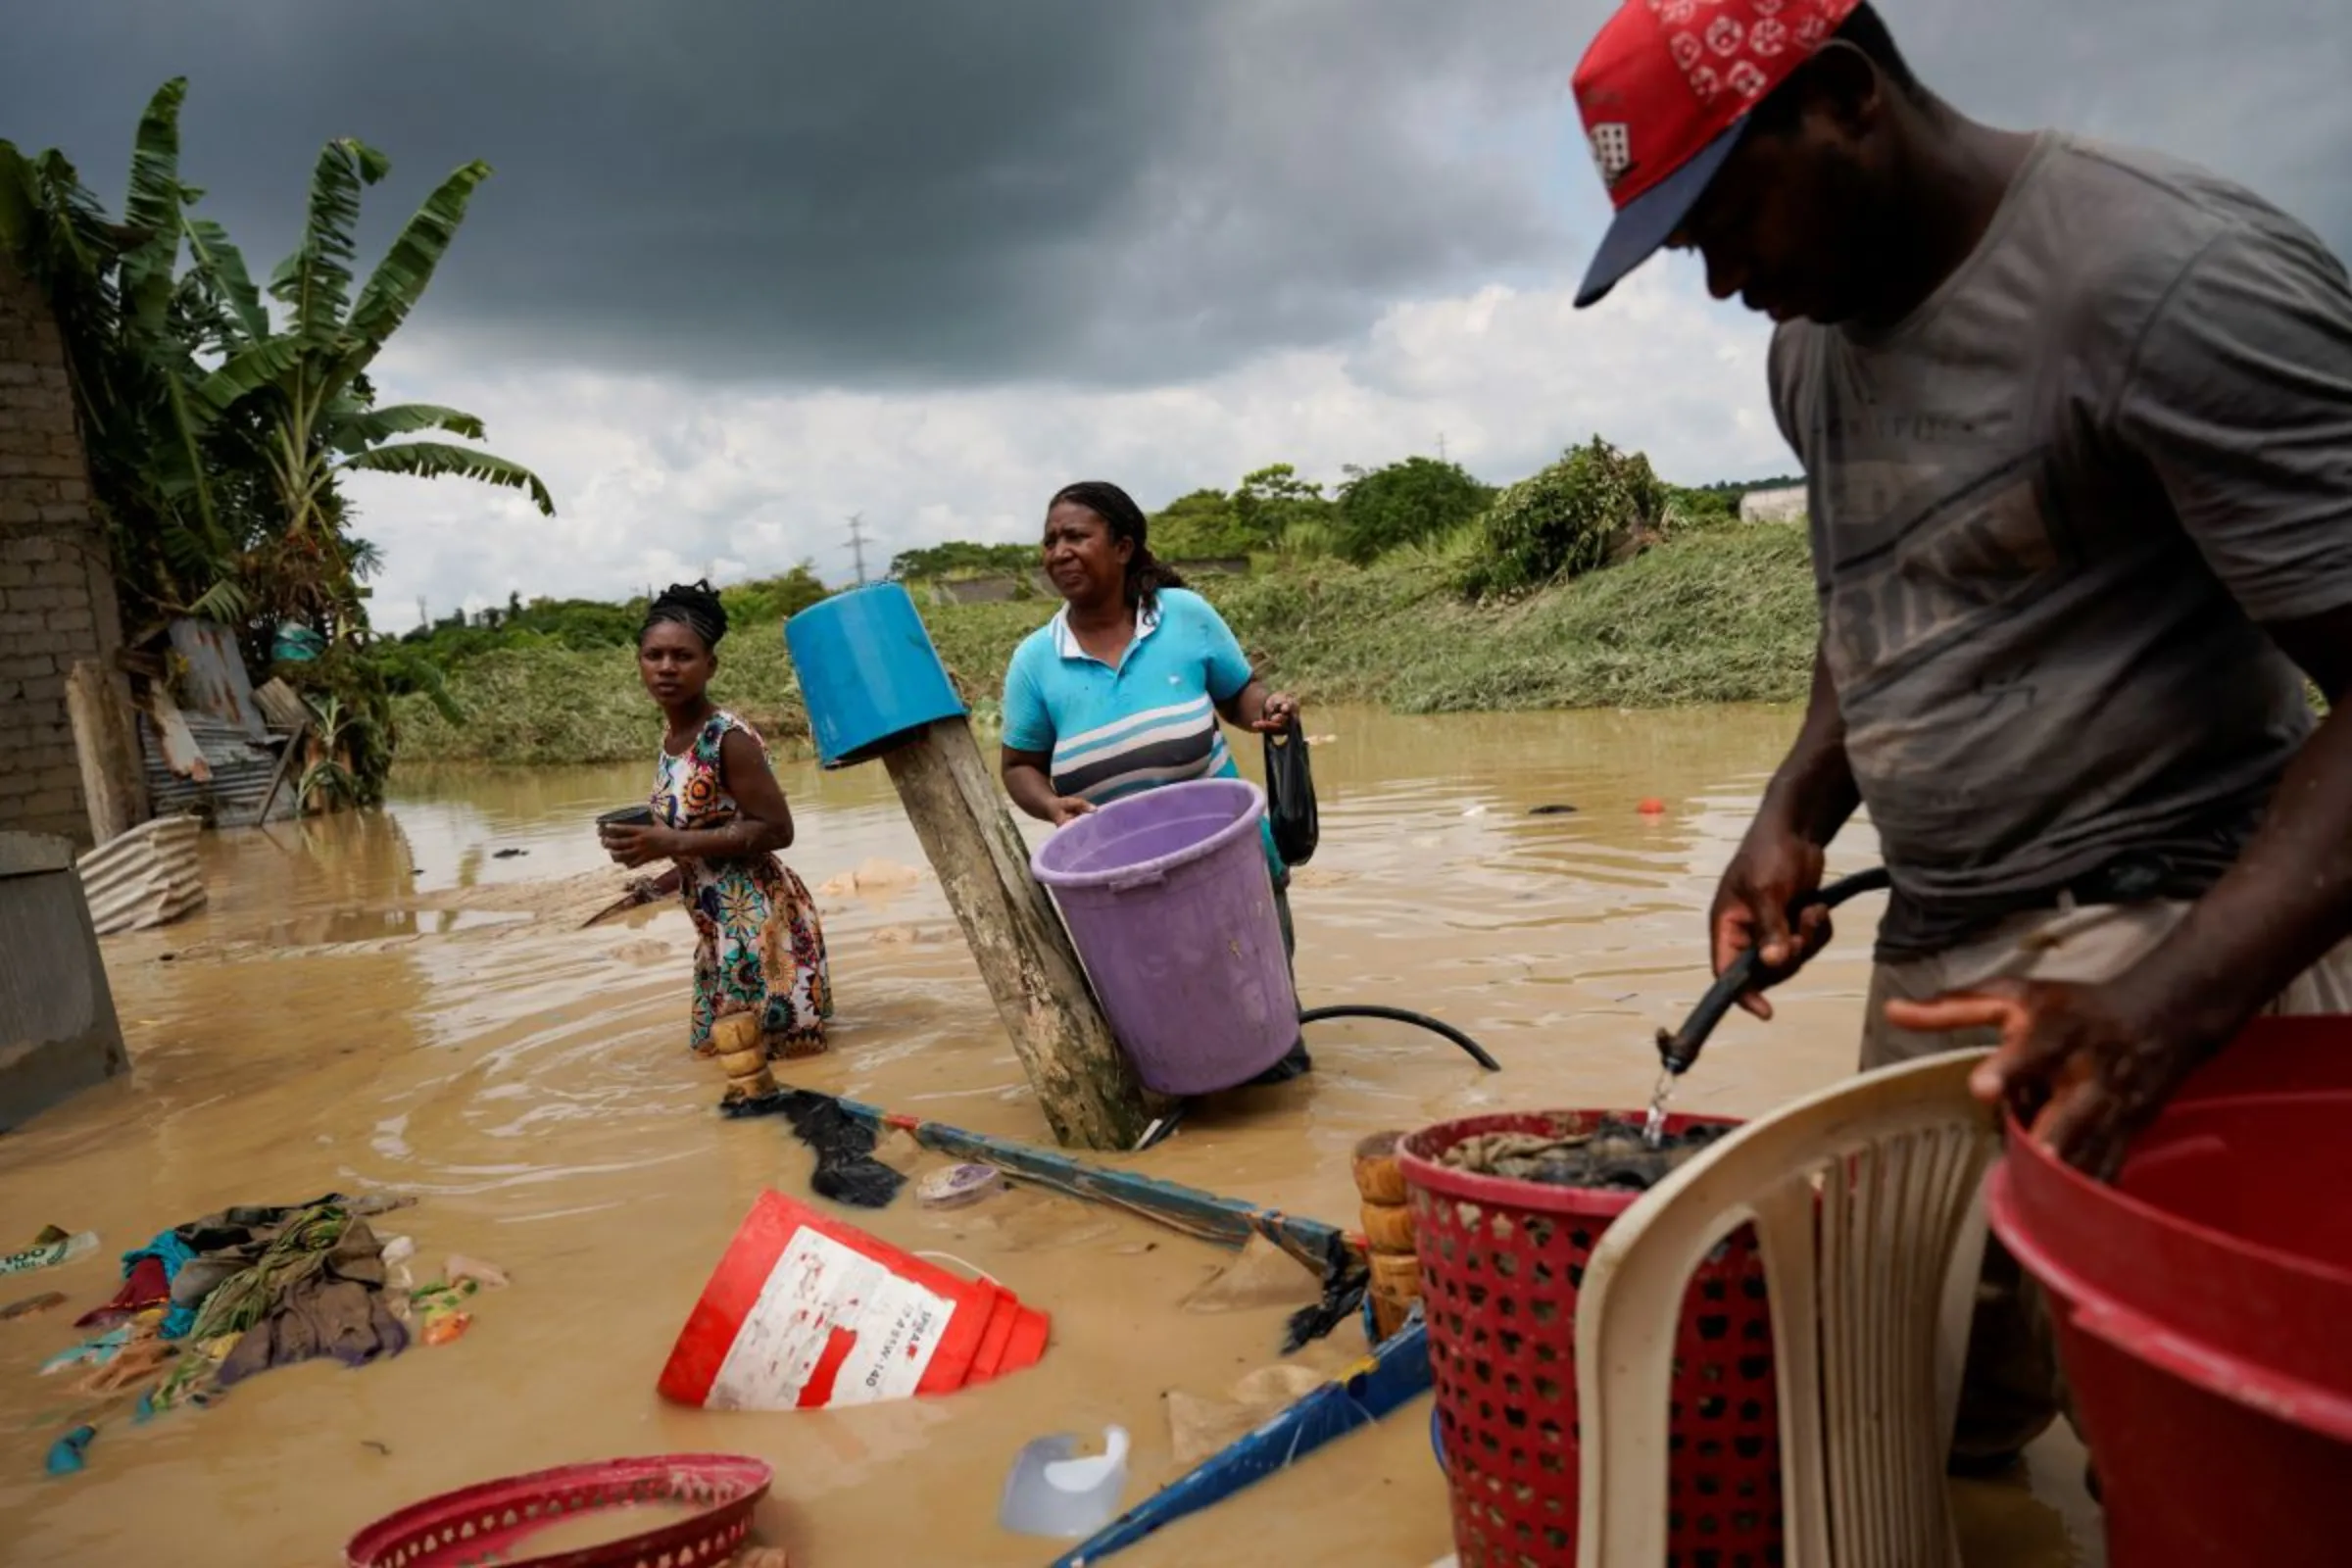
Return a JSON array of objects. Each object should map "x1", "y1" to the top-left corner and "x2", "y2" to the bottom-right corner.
[{"x1": 1571, "y1": 0, "x2": 1860, "y2": 308}]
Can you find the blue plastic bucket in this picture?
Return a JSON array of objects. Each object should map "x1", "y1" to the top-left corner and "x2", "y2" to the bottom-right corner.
[{"x1": 783, "y1": 583, "x2": 967, "y2": 768}]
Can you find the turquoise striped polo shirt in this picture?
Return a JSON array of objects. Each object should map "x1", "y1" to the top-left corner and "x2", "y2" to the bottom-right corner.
[{"x1": 1002, "y1": 587, "x2": 1282, "y2": 876}]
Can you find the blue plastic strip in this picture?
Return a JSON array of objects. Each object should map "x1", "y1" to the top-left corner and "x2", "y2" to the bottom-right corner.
[
  {"x1": 1048, "y1": 1322, "x2": 1433, "y2": 1566},
  {"x1": 816, "y1": 1097, "x2": 1354, "y2": 1275}
]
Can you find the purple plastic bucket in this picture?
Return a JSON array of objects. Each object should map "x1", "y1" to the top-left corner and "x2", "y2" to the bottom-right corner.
[{"x1": 1031, "y1": 778, "x2": 1296, "y2": 1096}]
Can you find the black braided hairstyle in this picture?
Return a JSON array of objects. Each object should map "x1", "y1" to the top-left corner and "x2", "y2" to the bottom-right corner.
[
  {"x1": 1051, "y1": 481, "x2": 1187, "y2": 614},
  {"x1": 640, "y1": 578, "x2": 728, "y2": 653}
]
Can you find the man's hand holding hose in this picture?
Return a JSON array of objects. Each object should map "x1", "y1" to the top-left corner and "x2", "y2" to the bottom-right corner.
[
  {"x1": 1710, "y1": 820, "x2": 1835, "y2": 1020},
  {"x1": 1706, "y1": 644, "x2": 1862, "y2": 1019}
]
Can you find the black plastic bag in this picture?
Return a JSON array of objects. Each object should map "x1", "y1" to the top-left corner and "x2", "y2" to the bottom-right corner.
[{"x1": 1264, "y1": 717, "x2": 1319, "y2": 867}]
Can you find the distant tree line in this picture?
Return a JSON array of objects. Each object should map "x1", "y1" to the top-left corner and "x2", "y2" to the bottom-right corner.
[
  {"x1": 414, "y1": 444, "x2": 1801, "y2": 669},
  {"x1": 887, "y1": 541, "x2": 1038, "y2": 581},
  {"x1": 401, "y1": 566, "x2": 828, "y2": 664}
]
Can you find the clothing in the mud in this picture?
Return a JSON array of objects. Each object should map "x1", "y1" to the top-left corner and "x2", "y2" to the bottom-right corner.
[
  {"x1": 1769, "y1": 131, "x2": 2352, "y2": 959},
  {"x1": 411, "y1": 1278, "x2": 480, "y2": 1346},
  {"x1": 164, "y1": 1199, "x2": 341, "y2": 1338},
  {"x1": 45, "y1": 1425, "x2": 96, "y2": 1475},
  {"x1": 216, "y1": 1215, "x2": 407, "y2": 1387},
  {"x1": 651, "y1": 710, "x2": 833, "y2": 1057},
  {"x1": 723, "y1": 1088, "x2": 908, "y2": 1209},
  {"x1": 777, "y1": 1091, "x2": 906, "y2": 1208},
  {"x1": 188, "y1": 1203, "x2": 365, "y2": 1343},
  {"x1": 146, "y1": 1194, "x2": 416, "y2": 1409},
  {"x1": 74, "y1": 1254, "x2": 170, "y2": 1329}
]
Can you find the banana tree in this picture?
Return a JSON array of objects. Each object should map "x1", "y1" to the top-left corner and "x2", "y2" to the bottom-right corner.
[
  {"x1": 0, "y1": 78, "x2": 251, "y2": 627},
  {"x1": 186, "y1": 135, "x2": 553, "y2": 637}
]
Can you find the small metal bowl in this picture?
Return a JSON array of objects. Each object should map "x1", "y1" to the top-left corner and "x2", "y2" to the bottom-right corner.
[{"x1": 597, "y1": 805, "x2": 655, "y2": 830}]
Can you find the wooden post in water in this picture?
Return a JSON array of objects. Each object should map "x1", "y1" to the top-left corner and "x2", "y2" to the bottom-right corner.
[
  {"x1": 64, "y1": 659, "x2": 148, "y2": 846},
  {"x1": 880, "y1": 716, "x2": 1153, "y2": 1151},
  {"x1": 785, "y1": 582, "x2": 1152, "y2": 1152}
]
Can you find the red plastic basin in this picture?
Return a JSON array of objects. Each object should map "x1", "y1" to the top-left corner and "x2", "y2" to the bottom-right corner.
[{"x1": 1987, "y1": 1016, "x2": 2352, "y2": 1567}]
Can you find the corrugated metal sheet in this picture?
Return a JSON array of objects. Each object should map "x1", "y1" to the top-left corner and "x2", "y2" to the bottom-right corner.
[
  {"x1": 138, "y1": 711, "x2": 299, "y2": 829},
  {"x1": 167, "y1": 618, "x2": 269, "y2": 741},
  {"x1": 252, "y1": 677, "x2": 315, "y2": 735},
  {"x1": 77, "y1": 813, "x2": 206, "y2": 935}
]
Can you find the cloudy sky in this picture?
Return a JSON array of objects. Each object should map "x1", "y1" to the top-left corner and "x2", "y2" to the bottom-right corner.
[{"x1": 8, "y1": 1, "x2": 2346, "y2": 628}]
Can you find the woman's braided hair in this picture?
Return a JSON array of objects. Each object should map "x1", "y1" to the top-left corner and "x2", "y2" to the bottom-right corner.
[
  {"x1": 1051, "y1": 481, "x2": 1187, "y2": 614},
  {"x1": 640, "y1": 578, "x2": 728, "y2": 651}
]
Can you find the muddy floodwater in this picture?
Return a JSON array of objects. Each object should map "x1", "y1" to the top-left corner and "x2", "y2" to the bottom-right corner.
[{"x1": 0, "y1": 707, "x2": 2102, "y2": 1566}]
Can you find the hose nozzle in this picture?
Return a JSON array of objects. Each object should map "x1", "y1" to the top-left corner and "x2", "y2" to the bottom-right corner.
[
  {"x1": 1653, "y1": 866, "x2": 1893, "y2": 1080},
  {"x1": 1653, "y1": 1024, "x2": 1697, "y2": 1079}
]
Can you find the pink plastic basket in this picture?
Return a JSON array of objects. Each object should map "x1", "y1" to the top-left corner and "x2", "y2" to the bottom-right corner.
[{"x1": 343, "y1": 1453, "x2": 772, "y2": 1568}]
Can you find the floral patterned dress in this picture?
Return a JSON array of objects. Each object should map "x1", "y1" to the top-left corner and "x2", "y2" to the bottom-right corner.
[{"x1": 651, "y1": 710, "x2": 832, "y2": 1059}]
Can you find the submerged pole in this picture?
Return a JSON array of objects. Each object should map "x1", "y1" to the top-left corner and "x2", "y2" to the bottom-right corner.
[
  {"x1": 785, "y1": 585, "x2": 1152, "y2": 1151},
  {"x1": 881, "y1": 718, "x2": 1153, "y2": 1148}
]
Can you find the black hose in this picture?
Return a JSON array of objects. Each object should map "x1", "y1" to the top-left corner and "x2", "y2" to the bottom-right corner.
[
  {"x1": 1128, "y1": 1006, "x2": 1496, "y2": 1152},
  {"x1": 1299, "y1": 1004, "x2": 1502, "y2": 1071},
  {"x1": 1655, "y1": 865, "x2": 1893, "y2": 1077}
]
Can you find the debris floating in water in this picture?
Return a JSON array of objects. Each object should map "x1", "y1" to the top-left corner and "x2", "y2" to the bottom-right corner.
[
  {"x1": 916, "y1": 1163, "x2": 1003, "y2": 1209},
  {"x1": 723, "y1": 1088, "x2": 909, "y2": 1208},
  {"x1": 2, "y1": 1229, "x2": 99, "y2": 1277},
  {"x1": 45, "y1": 1424, "x2": 97, "y2": 1477},
  {"x1": 1439, "y1": 1115, "x2": 1727, "y2": 1192}
]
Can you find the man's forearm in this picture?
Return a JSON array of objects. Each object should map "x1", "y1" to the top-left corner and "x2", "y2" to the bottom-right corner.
[
  {"x1": 2117, "y1": 705, "x2": 2352, "y2": 1042},
  {"x1": 1757, "y1": 644, "x2": 1861, "y2": 848}
]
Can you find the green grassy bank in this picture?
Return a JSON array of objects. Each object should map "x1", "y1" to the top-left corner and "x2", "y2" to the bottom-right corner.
[{"x1": 391, "y1": 520, "x2": 1818, "y2": 768}]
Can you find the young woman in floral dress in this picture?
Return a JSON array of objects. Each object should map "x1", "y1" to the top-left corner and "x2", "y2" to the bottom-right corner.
[{"x1": 599, "y1": 580, "x2": 832, "y2": 1067}]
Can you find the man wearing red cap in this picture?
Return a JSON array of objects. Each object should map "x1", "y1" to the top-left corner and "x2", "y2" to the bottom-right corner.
[{"x1": 1571, "y1": 0, "x2": 2352, "y2": 1471}]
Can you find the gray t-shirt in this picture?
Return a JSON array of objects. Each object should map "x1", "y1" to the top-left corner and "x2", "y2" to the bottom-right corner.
[{"x1": 1769, "y1": 132, "x2": 2352, "y2": 958}]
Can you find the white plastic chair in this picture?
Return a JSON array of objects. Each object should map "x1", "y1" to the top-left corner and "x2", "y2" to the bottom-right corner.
[{"x1": 1573, "y1": 1049, "x2": 2000, "y2": 1568}]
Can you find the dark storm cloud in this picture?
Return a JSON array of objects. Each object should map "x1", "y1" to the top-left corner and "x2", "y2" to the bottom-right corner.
[
  {"x1": 6, "y1": 1, "x2": 2347, "y2": 391},
  {"x1": 3, "y1": 0, "x2": 1576, "y2": 386}
]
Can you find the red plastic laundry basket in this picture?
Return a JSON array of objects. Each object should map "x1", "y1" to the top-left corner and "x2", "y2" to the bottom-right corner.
[
  {"x1": 1400, "y1": 1111, "x2": 1780, "y2": 1568},
  {"x1": 343, "y1": 1453, "x2": 770, "y2": 1568},
  {"x1": 1988, "y1": 1016, "x2": 2352, "y2": 1568}
]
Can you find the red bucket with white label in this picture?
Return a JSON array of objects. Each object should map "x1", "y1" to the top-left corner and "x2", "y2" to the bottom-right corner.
[{"x1": 658, "y1": 1190, "x2": 1051, "y2": 1410}]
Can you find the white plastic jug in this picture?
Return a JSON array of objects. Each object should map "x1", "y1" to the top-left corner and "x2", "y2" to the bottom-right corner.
[{"x1": 998, "y1": 1424, "x2": 1131, "y2": 1539}]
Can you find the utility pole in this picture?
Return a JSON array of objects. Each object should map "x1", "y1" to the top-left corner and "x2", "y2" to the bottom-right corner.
[
  {"x1": 1437, "y1": 430, "x2": 1448, "y2": 463},
  {"x1": 846, "y1": 512, "x2": 871, "y2": 586},
  {"x1": 416, "y1": 596, "x2": 428, "y2": 630}
]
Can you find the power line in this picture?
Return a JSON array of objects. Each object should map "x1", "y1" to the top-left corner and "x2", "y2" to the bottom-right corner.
[{"x1": 845, "y1": 512, "x2": 871, "y2": 586}]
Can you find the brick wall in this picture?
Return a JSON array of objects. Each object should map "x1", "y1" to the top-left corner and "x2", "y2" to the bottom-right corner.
[{"x1": 0, "y1": 253, "x2": 121, "y2": 845}]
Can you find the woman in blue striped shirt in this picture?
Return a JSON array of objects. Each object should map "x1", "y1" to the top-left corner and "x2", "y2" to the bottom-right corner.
[{"x1": 1000, "y1": 480, "x2": 1310, "y2": 1083}]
